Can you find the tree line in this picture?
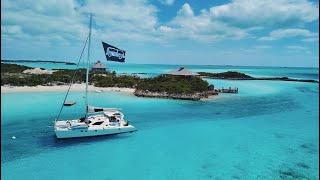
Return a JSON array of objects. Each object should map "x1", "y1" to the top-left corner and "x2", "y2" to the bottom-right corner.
[{"x1": 1, "y1": 63, "x2": 209, "y2": 95}]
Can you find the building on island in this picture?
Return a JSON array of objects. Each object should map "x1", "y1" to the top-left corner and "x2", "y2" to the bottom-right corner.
[
  {"x1": 90, "y1": 60, "x2": 108, "y2": 72},
  {"x1": 164, "y1": 67, "x2": 199, "y2": 76}
]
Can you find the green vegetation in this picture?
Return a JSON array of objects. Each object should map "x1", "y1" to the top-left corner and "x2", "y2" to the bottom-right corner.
[
  {"x1": 1, "y1": 63, "x2": 140, "y2": 87},
  {"x1": 51, "y1": 68, "x2": 87, "y2": 83},
  {"x1": 1, "y1": 64, "x2": 87, "y2": 86},
  {"x1": 1, "y1": 63, "x2": 209, "y2": 95},
  {"x1": 92, "y1": 74, "x2": 140, "y2": 88},
  {"x1": 4, "y1": 74, "x2": 51, "y2": 86},
  {"x1": 136, "y1": 75, "x2": 208, "y2": 94},
  {"x1": 1, "y1": 63, "x2": 31, "y2": 73},
  {"x1": 198, "y1": 71, "x2": 253, "y2": 79}
]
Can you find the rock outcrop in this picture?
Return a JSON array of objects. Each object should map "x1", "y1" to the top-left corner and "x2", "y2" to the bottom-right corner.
[{"x1": 134, "y1": 90, "x2": 218, "y2": 101}]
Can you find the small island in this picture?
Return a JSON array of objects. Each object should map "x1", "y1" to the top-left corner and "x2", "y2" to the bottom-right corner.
[
  {"x1": 1, "y1": 59, "x2": 77, "y2": 65},
  {"x1": 134, "y1": 75, "x2": 217, "y2": 100},
  {"x1": 198, "y1": 71, "x2": 319, "y2": 83}
]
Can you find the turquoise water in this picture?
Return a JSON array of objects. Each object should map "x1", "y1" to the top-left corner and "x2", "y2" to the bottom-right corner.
[{"x1": 1, "y1": 63, "x2": 319, "y2": 179}]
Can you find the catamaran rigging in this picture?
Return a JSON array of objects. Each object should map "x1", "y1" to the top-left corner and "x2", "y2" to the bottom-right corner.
[{"x1": 54, "y1": 13, "x2": 137, "y2": 139}]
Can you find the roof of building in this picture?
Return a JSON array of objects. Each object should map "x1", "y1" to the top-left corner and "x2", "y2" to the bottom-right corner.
[
  {"x1": 91, "y1": 61, "x2": 107, "y2": 69},
  {"x1": 164, "y1": 67, "x2": 199, "y2": 76}
]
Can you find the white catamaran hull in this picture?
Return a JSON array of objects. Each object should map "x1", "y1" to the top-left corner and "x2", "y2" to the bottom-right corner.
[{"x1": 55, "y1": 125, "x2": 137, "y2": 139}]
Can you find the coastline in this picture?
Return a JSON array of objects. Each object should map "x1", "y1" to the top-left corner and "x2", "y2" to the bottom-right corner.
[
  {"x1": 199, "y1": 76, "x2": 319, "y2": 83},
  {"x1": 1, "y1": 83, "x2": 135, "y2": 94},
  {"x1": 134, "y1": 90, "x2": 218, "y2": 101},
  {"x1": 1, "y1": 84, "x2": 218, "y2": 101},
  {"x1": 1, "y1": 60, "x2": 76, "y2": 65}
]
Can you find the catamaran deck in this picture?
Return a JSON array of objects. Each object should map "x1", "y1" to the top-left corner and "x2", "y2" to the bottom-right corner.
[{"x1": 54, "y1": 110, "x2": 137, "y2": 138}]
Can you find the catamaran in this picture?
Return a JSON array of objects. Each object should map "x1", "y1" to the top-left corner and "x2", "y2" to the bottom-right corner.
[{"x1": 54, "y1": 14, "x2": 137, "y2": 139}]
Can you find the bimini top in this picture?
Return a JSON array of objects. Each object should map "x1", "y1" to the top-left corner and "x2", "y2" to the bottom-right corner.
[
  {"x1": 88, "y1": 105, "x2": 121, "y2": 113},
  {"x1": 103, "y1": 111, "x2": 123, "y2": 117},
  {"x1": 164, "y1": 67, "x2": 199, "y2": 76}
]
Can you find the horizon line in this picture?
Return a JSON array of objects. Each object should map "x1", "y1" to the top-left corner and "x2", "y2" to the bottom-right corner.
[{"x1": 1, "y1": 59, "x2": 319, "y2": 69}]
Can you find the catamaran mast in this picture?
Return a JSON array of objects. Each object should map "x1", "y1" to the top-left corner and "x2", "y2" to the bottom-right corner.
[{"x1": 85, "y1": 13, "x2": 93, "y2": 117}]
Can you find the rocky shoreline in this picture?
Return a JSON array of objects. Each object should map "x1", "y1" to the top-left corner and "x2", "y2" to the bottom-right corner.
[{"x1": 134, "y1": 90, "x2": 218, "y2": 101}]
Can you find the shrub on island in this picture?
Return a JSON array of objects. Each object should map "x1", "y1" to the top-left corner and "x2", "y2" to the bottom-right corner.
[
  {"x1": 92, "y1": 73, "x2": 140, "y2": 88},
  {"x1": 136, "y1": 75, "x2": 209, "y2": 95},
  {"x1": 198, "y1": 71, "x2": 253, "y2": 79},
  {"x1": 1, "y1": 63, "x2": 31, "y2": 73}
]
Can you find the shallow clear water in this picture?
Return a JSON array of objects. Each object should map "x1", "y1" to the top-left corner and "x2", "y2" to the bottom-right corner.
[{"x1": 1, "y1": 64, "x2": 319, "y2": 179}]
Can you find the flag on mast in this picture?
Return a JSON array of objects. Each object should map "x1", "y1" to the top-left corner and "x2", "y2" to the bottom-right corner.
[{"x1": 102, "y1": 42, "x2": 125, "y2": 62}]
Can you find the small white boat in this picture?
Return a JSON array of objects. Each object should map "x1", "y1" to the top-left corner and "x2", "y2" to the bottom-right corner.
[{"x1": 95, "y1": 89, "x2": 103, "y2": 93}]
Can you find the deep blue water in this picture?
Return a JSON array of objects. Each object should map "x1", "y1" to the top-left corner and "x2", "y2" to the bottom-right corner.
[{"x1": 1, "y1": 63, "x2": 319, "y2": 179}]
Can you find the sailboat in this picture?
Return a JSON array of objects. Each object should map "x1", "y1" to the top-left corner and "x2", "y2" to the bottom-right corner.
[{"x1": 54, "y1": 14, "x2": 137, "y2": 139}]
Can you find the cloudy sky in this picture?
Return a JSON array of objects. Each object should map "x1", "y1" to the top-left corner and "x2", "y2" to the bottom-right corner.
[{"x1": 1, "y1": 0, "x2": 319, "y2": 67}]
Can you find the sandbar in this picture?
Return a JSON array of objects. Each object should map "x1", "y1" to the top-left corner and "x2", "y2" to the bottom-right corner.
[{"x1": 1, "y1": 83, "x2": 135, "y2": 94}]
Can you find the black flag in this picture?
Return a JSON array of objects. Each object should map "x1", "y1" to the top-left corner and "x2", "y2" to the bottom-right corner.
[{"x1": 102, "y1": 42, "x2": 125, "y2": 62}]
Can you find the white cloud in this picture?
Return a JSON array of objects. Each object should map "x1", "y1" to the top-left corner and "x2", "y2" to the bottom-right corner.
[
  {"x1": 287, "y1": 45, "x2": 306, "y2": 50},
  {"x1": 161, "y1": 3, "x2": 250, "y2": 42},
  {"x1": 209, "y1": 0, "x2": 319, "y2": 28},
  {"x1": 81, "y1": 0, "x2": 158, "y2": 31},
  {"x1": 159, "y1": 0, "x2": 174, "y2": 6},
  {"x1": 1, "y1": 0, "x2": 160, "y2": 47},
  {"x1": 259, "y1": 29, "x2": 318, "y2": 41},
  {"x1": 302, "y1": 37, "x2": 319, "y2": 42},
  {"x1": 159, "y1": 0, "x2": 319, "y2": 42},
  {"x1": 286, "y1": 45, "x2": 312, "y2": 54},
  {"x1": 177, "y1": 3, "x2": 194, "y2": 17},
  {"x1": 159, "y1": 26, "x2": 174, "y2": 33},
  {"x1": 1, "y1": 0, "x2": 88, "y2": 47},
  {"x1": 175, "y1": 50, "x2": 192, "y2": 55},
  {"x1": 255, "y1": 45, "x2": 272, "y2": 49},
  {"x1": 1, "y1": 25, "x2": 23, "y2": 34},
  {"x1": 1, "y1": 0, "x2": 319, "y2": 47}
]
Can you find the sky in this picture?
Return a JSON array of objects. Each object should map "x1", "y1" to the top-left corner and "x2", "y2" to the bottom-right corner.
[{"x1": 1, "y1": 0, "x2": 319, "y2": 67}]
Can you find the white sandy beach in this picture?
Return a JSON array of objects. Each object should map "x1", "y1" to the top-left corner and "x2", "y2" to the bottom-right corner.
[{"x1": 1, "y1": 83, "x2": 135, "y2": 93}]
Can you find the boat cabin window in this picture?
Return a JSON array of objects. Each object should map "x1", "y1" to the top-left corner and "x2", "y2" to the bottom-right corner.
[
  {"x1": 92, "y1": 121, "x2": 104, "y2": 125},
  {"x1": 79, "y1": 117, "x2": 85, "y2": 122},
  {"x1": 109, "y1": 116, "x2": 118, "y2": 122}
]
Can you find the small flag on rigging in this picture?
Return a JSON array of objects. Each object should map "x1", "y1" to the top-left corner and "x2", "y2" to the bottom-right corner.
[{"x1": 102, "y1": 42, "x2": 125, "y2": 62}]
